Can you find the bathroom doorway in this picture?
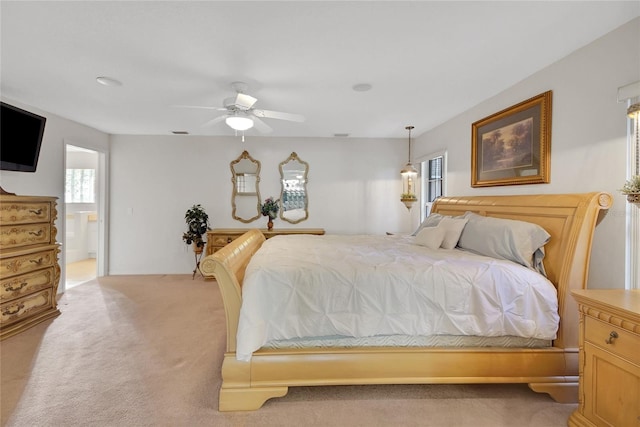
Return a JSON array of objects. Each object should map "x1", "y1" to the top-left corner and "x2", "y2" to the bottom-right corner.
[{"x1": 65, "y1": 145, "x2": 99, "y2": 288}]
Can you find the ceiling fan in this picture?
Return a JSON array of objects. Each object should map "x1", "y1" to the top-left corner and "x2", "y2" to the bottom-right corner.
[{"x1": 179, "y1": 82, "x2": 305, "y2": 138}]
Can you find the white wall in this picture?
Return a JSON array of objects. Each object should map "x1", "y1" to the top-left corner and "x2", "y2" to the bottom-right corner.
[
  {"x1": 414, "y1": 18, "x2": 640, "y2": 289},
  {"x1": 109, "y1": 135, "x2": 409, "y2": 274},
  {"x1": 4, "y1": 18, "x2": 637, "y2": 282},
  {"x1": 0, "y1": 98, "x2": 110, "y2": 286}
]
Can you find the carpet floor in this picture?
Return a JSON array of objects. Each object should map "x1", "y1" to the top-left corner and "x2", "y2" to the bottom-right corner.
[{"x1": 1, "y1": 275, "x2": 577, "y2": 426}]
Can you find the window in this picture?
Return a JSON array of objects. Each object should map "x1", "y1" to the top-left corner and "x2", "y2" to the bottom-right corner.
[
  {"x1": 419, "y1": 150, "x2": 446, "y2": 220},
  {"x1": 65, "y1": 169, "x2": 96, "y2": 203},
  {"x1": 626, "y1": 100, "x2": 639, "y2": 290},
  {"x1": 618, "y1": 81, "x2": 640, "y2": 290},
  {"x1": 426, "y1": 156, "x2": 443, "y2": 202}
]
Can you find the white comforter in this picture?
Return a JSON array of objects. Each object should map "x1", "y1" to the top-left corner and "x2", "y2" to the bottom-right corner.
[{"x1": 236, "y1": 234, "x2": 559, "y2": 361}]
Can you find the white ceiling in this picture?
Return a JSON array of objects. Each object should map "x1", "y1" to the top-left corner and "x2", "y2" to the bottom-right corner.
[{"x1": 1, "y1": 1, "x2": 638, "y2": 139}]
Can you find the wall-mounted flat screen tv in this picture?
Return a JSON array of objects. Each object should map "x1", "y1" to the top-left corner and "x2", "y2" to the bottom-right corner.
[{"x1": 1, "y1": 102, "x2": 47, "y2": 172}]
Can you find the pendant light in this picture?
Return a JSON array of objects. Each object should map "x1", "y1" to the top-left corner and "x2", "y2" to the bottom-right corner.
[{"x1": 400, "y1": 125, "x2": 418, "y2": 210}]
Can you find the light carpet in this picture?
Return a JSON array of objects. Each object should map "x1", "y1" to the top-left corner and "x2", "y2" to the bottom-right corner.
[{"x1": 1, "y1": 275, "x2": 577, "y2": 427}]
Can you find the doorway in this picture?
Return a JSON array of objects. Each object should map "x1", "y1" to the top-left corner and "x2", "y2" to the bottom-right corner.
[{"x1": 64, "y1": 145, "x2": 100, "y2": 289}]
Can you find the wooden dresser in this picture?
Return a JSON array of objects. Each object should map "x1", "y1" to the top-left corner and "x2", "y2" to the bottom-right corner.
[
  {"x1": 206, "y1": 228, "x2": 325, "y2": 255},
  {"x1": 0, "y1": 194, "x2": 61, "y2": 340},
  {"x1": 569, "y1": 289, "x2": 640, "y2": 427}
]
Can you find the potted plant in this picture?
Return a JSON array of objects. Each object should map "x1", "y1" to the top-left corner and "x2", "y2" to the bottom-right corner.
[
  {"x1": 182, "y1": 204, "x2": 210, "y2": 254},
  {"x1": 261, "y1": 197, "x2": 280, "y2": 230},
  {"x1": 620, "y1": 175, "x2": 640, "y2": 204}
]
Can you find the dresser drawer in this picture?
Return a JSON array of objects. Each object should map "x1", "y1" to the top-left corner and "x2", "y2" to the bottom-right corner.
[
  {"x1": 0, "y1": 288, "x2": 54, "y2": 326},
  {"x1": 211, "y1": 234, "x2": 240, "y2": 246},
  {"x1": 1, "y1": 267, "x2": 55, "y2": 302},
  {"x1": 0, "y1": 201, "x2": 51, "y2": 225},
  {"x1": 0, "y1": 223, "x2": 52, "y2": 249},
  {"x1": 206, "y1": 232, "x2": 243, "y2": 255},
  {"x1": 0, "y1": 247, "x2": 57, "y2": 279},
  {"x1": 584, "y1": 316, "x2": 640, "y2": 365}
]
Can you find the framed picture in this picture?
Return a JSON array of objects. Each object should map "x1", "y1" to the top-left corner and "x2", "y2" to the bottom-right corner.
[{"x1": 471, "y1": 91, "x2": 552, "y2": 187}]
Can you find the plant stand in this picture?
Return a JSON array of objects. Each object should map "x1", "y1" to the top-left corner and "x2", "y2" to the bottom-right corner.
[{"x1": 192, "y1": 249, "x2": 204, "y2": 280}]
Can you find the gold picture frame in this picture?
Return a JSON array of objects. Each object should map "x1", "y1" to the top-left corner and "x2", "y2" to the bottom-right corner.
[{"x1": 471, "y1": 91, "x2": 552, "y2": 187}]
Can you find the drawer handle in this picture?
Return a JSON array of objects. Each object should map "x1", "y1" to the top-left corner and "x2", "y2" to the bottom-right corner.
[
  {"x1": 6, "y1": 281, "x2": 28, "y2": 292},
  {"x1": 605, "y1": 331, "x2": 619, "y2": 344},
  {"x1": 28, "y1": 230, "x2": 44, "y2": 237},
  {"x1": 2, "y1": 303, "x2": 24, "y2": 316},
  {"x1": 30, "y1": 257, "x2": 44, "y2": 265},
  {"x1": 29, "y1": 208, "x2": 43, "y2": 215}
]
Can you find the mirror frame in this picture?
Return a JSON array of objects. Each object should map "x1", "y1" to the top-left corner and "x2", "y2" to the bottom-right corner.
[
  {"x1": 230, "y1": 150, "x2": 261, "y2": 223},
  {"x1": 279, "y1": 152, "x2": 309, "y2": 224}
]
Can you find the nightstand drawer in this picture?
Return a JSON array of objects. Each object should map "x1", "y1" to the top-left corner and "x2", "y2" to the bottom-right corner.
[{"x1": 584, "y1": 316, "x2": 640, "y2": 365}]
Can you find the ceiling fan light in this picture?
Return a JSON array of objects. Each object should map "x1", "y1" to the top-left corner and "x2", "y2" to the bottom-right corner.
[{"x1": 225, "y1": 115, "x2": 254, "y2": 131}]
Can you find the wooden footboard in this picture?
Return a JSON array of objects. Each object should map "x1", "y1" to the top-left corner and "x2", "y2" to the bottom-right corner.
[
  {"x1": 200, "y1": 228, "x2": 265, "y2": 352},
  {"x1": 201, "y1": 192, "x2": 612, "y2": 411}
]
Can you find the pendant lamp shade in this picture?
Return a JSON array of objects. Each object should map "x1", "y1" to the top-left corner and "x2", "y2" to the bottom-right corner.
[{"x1": 400, "y1": 126, "x2": 418, "y2": 210}]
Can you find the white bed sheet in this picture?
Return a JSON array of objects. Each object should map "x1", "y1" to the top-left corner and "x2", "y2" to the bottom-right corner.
[{"x1": 236, "y1": 234, "x2": 559, "y2": 361}]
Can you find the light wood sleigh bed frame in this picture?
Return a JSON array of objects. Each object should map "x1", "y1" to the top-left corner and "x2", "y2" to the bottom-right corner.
[{"x1": 201, "y1": 192, "x2": 612, "y2": 411}]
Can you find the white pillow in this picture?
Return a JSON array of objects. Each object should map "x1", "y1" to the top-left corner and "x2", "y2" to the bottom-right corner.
[
  {"x1": 458, "y1": 211, "x2": 550, "y2": 275},
  {"x1": 414, "y1": 225, "x2": 446, "y2": 250},
  {"x1": 438, "y1": 217, "x2": 469, "y2": 249},
  {"x1": 412, "y1": 213, "x2": 446, "y2": 236}
]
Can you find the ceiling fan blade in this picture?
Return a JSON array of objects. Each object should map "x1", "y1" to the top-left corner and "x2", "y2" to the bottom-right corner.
[
  {"x1": 251, "y1": 116, "x2": 273, "y2": 133},
  {"x1": 235, "y1": 93, "x2": 257, "y2": 110},
  {"x1": 252, "y1": 109, "x2": 305, "y2": 122},
  {"x1": 173, "y1": 105, "x2": 227, "y2": 111},
  {"x1": 201, "y1": 115, "x2": 227, "y2": 128}
]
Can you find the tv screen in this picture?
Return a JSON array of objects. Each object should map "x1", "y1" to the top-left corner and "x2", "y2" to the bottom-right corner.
[{"x1": 0, "y1": 102, "x2": 47, "y2": 172}]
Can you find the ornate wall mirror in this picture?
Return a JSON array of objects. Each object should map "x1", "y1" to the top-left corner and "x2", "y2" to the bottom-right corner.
[
  {"x1": 279, "y1": 152, "x2": 309, "y2": 224},
  {"x1": 231, "y1": 150, "x2": 261, "y2": 223}
]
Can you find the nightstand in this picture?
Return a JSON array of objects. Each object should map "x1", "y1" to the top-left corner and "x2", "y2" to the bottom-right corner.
[{"x1": 569, "y1": 289, "x2": 640, "y2": 427}]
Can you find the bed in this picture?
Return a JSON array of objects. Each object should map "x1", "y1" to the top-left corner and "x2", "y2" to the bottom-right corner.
[{"x1": 200, "y1": 192, "x2": 611, "y2": 411}]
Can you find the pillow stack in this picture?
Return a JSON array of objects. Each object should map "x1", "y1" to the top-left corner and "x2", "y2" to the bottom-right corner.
[
  {"x1": 412, "y1": 211, "x2": 551, "y2": 276},
  {"x1": 413, "y1": 213, "x2": 468, "y2": 250}
]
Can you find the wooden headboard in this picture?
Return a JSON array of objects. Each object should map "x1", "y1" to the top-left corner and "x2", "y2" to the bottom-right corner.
[{"x1": 431, "y1": 192, "x2": 612, "y2": 348}]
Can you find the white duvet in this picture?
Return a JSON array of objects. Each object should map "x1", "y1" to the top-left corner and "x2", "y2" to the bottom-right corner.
[{"x1": 236, "y1": 234, "x2": 559, "y2": 361}]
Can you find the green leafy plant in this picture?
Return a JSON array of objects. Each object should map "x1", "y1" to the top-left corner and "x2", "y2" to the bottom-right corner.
[
  {"x1": 261, "y1": 197, "x2": 280, "y2": 219},
  {"x1": 182, "y1": 204, "x2": 210, "y2": 251}
]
